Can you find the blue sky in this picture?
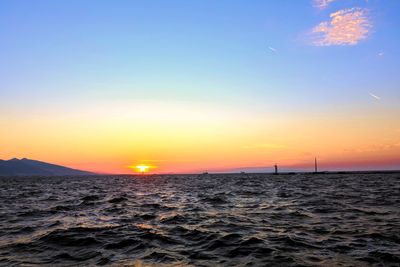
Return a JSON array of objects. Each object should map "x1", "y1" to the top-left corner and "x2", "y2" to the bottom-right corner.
[
  {"x1": 2, "y1": 0, "x2": 399, "y2": 107},
  {"x1": 1, "y1": 0, "x2": 400, "y2": 172}
]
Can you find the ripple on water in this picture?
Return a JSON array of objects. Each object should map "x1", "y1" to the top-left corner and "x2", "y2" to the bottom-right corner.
[{"x1": 0, "y1": 173, "x2": 399, "y2": 266}]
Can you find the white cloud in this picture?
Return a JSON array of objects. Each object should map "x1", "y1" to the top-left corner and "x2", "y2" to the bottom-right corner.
[
  {"x1": 311, "y1": 8, "x2": 372, "y2": 46},
  {"x1": 369, "y1": 92, "x2": 381, "y2": 100},
  {"x1": 313, "y1": 0, "x2": 338, "y2": 9}
]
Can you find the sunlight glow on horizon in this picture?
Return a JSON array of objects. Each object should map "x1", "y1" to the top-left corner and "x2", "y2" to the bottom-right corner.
[{"x1": 131, "y1": 164, "x2": 154, "y2": 174}]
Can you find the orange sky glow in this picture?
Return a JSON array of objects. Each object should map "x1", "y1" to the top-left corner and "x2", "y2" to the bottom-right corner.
[{"x1": 2, "y1": 100, "x2": 399, "y2": 174}]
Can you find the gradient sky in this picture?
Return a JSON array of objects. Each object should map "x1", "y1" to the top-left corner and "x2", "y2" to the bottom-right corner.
[{"x1": 1, "y1": 0, "x2": 400, "y2": 173}]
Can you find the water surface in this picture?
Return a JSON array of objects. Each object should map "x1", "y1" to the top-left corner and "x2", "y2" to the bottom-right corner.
[{"x1": 0, "y1": 173, "x2": 399, "y2": 266}]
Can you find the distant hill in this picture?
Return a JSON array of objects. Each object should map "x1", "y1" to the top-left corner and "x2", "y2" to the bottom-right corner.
[{"x1": 0, "y1": 158, "x2": 94, "y2": 176}]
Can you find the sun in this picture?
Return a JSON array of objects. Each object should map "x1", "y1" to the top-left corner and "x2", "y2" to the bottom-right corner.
[
  {"x1": 135, "y1": 165, "x2": 150, "y2": 173},
  {"x1": 129, "y1": 163, "x2": 156, "y2": 174}
]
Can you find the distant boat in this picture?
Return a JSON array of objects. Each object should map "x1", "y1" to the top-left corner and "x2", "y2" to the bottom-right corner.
[{"x1": 202, "y1": 171, "x2": 209, "y2": 175}]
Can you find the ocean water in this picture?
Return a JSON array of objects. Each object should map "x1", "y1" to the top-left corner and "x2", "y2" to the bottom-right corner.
[{"x1": 0, "y1": 173, "x2": 399, "y2": 266}]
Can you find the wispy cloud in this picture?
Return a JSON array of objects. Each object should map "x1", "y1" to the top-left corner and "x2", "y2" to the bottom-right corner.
[
  {"x1": 369, "y1": 92, "x2": 381, "y2": 100},
  {"x1": 313, "y1": 0, "x2": 338, "y2": 9},
  {"x1": 268, "y1": 46, "x2": 277, "y2": 53},
  {"x1": 311, "y1": 8, "x2": 371, "y2": 46}
]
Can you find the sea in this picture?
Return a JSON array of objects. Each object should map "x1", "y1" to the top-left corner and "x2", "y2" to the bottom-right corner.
[{"x1": 0, "y1": 173, "x2": 399, "y2": 266}]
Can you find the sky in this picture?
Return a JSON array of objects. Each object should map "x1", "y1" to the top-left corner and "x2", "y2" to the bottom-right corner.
[{"x1": 1, "y1": 0, "x2": 400, "y2": 173}]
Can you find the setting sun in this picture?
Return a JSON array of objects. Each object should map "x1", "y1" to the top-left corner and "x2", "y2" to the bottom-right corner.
[{"x1": 135, "y1": 165, "x2": 150, "y2": 173}]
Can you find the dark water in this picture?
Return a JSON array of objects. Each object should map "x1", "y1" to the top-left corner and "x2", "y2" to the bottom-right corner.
[{"x1": 0, "y1": 173, "x2": 399, "y2": 266}]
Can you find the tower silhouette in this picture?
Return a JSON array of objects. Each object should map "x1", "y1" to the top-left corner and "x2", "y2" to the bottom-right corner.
[{"x1": 314, "y1": 157, "x2": 318, "y2": 173}]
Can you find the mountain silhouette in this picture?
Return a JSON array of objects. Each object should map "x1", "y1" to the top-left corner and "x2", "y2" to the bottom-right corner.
[{"x1": 0, "y1": 158, "x2": 94, "y2": 176}]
